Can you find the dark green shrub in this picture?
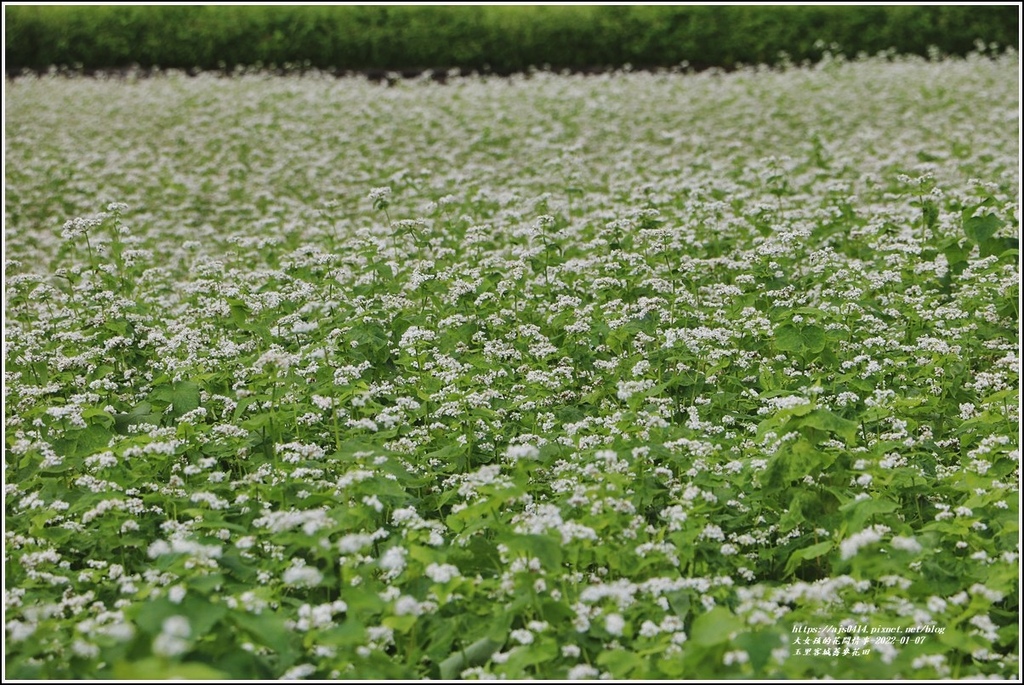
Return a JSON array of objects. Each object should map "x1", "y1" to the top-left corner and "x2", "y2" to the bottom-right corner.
[{"x1": 4, "y1": 5, "x2": 1018, "y2": 74}]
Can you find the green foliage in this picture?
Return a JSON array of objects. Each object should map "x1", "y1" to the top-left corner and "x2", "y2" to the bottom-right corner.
[
  {"x1": 4, "y1": 50, "x2": 1019, "y2": 681},
  {"x1": 4, "y1": 5, "x2": 1019, "y2": 74}
]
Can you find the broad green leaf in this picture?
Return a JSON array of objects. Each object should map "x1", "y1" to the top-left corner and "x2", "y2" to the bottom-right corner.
[
  {"x1": 665, "y1": 591, "x2": 691, "y2": 621},
  {"x1": 597, "y1": 649, "x2": 646, "y2": 677},
  {"x1": 53, "y1": 424, "x2": 113, "y2": 458},
  {"x1": 449, "y1": 537, "x2": 502, "y2": 576},
  {"x1": 538, "y1": 598, "x2": 574, "y2": 624},
  {"x1": 317, "y1": 620, "x2": 366, "y2": 647},
  {"x1": 383, "y1": 614, "x2": 418, "y2": 634},
  {"x1": 445, "y1": 488, "x2": 517, "y2": 534},
  {"x1": 839, "y1": 497, "x2": 898, "y2": 531},
  {"x1": 228, "y1": 299, "x2": 250, "y2": 327},
  {"x1": 439, "y1": 637, "x2": 503, "y2": 680},
  {"x1": 756, "y1": 400, "x2": 814, "y2": 439},
  {"x1": 778, "y1": 491, "x2": 812, "y2": 533},
  {"x1": 962, "y1": 211, "x2": 1003, "y2": 245},
  {"x1": 503, "y1": 534, "x2": 563, "y2": 569},
  {"x1": 774, "y1": 323, "x2": 826, "y2": 355},
  {"x1": 783, "y1": 540, "x2": 833, "y2": 577},
  {"x1": 132, "y1": 598, "x2": 182, "y2": 636},
  {"x1": 981, "y1": 237, "x2": 1017, "y2": 259},
  {"x1": 765, "y1": 438, "x2": 820, "y2": 485},
  {"x1": 152, "y1": 381, "x2": 201, "y2": 420},
  {"x1": 186, "y1": 574, "x2": 224, "y2": 594},
  {"x1": 735, "y1": 630, "x2": 783, "y2": 673},
  {"x1": 408, "y1": 543, "x2": 444, "y2": 566},
  {"x1": 504, "y1": 637, "x2": 559, "y2": 673},
  {"x1": 690, "y1": 607, "x2": 744, "y2": 647},
  {"x1": 656, "y1": 657, "x2": 686, "y2": 677},
  {"x1": 114, "y1": 401, "x2": 162, "y2": 434},
  {"x1": 231, "y1": 611, "x2": 291, "y2": 651},
  {"x1": 112, "y1": 658, "x2": 228, "y2": 680},
  {"x1": 134, "y1": 595, "x2": 226, "y2": 640},
  {"x1": 81, "y1": 406, "x2": 114, "y2": 426},
  {"x1": 170, "y1": 381, "x2": 201, "y2": 417},
  {"x1": 800, "y1": 408, "x2": 859, "y2": 443}
]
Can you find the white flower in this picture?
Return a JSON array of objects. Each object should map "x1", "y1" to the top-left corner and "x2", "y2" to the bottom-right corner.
[
  {"x1": 6, "y1": 620, "x2": 36, "y2": 642},
  {"x1": 639, "y1": 620, "x2": 660, "y2": 637},
  {"x1": 510, "y1": 628, "x2": 534, "y2": 645},
  {"x1": 839, "y1": 524, "x2": 890, "y2": 559},
  {"x1": 280, "y1": 664, "x2": 317, "y2": 680},
  {"x1": 282, "y1": 560, "x2": 323, "y2": 588},
  {"x1": 616, "y1": 379, "x2": 653, "y2": 401},
  {"x1": 425, "y1": 563, "x2": 461, "y2": 584},
  {"x1": 506, "y1": 443, "x2": 540, "y2": 460},
  {"x1": 567, "y1": 664, "x2": 600, "y2": 680},
  {"x1": 72, "y1": 639, "x2": 100, "y2": 658},
  {"x1": 379, "y1": 546, "x2": 407, "y2": 577},
  {"x1": 368, "y1": 186, "x2": 392, "y2": 210},
  {"x1": 394, "y1": 595, "x2": 423, "y2": 616},
  {"x1": 152, "y1": 616, "x2": 190, "y2": 657},
  {"x1": 338, "y1": 533, "x2": 374, "y2": 554},
  {"x1": 891, "y1": 536, "x2": 922, "y2": 553},
  {"x1": 604, "y1": 613, "x2": 625, "y2": 637}
]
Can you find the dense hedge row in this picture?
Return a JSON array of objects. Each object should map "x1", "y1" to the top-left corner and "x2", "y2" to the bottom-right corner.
[{"x1": 4, "y1": 4, "x2": 1019, "y2": 75}]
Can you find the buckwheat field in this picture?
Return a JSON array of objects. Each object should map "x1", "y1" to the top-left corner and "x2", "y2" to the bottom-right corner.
[{"x1": 3, "y1": 49, "x2": 1019, "y2": 679}]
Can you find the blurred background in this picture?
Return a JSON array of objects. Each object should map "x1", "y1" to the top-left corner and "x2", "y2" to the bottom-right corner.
[{"x1": 4, "y1": 4, "x2": 1019, "y2": 77}]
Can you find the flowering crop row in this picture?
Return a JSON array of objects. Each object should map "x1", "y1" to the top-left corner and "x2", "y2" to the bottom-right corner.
[{"x1": 4, "y1": 49, "x2": 1019, "y2": 679}]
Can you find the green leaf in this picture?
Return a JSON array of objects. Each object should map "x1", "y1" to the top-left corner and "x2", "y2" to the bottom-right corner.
[
  {"x1": 981, "y1": 237, "x2": 1018, "y2": 259},
  {"x1": 774, "y1": 323, "x2": 826, "y2": 355},
  {"x1": 445, "y1": 488, "x2": 517, "y2": 534},
  {"x1": 940, "y1": 235, "x2": 971, "y2": 268},
  {"x1": 408, "y1": 543, "x2": 444, "y2": 566},
  {"x1": 169, "y1": 381, "x2": 201, "y2": 418},
  {"x1": 383, "y1": 614, "x2": 418, "y2": 634},
  {"x1": 318, "y1": 620, "x2": 366, "y2": 647},
  {"x1": 449, "y1": 537, "x2": 502, "y2": 576},
  {"x1": 186, "y1": 573, "x2": 224, "y2": 594},
  {"x1": 765, "y1": 438, "x2": 821, "y2": 486},
  {"x1": 151, "y1": 381, "x2": 201, "y2": 420},
  {"x1": 690, "y1": 607, "x2": 744, "y2": 647},
  {"x1": 228, "y1": 299, "x2": 250, "y2": 327},
  {"x1": 54, "y1": 424, "x2": 113, "y2": 458},
  {"x1": 132, "y1": 598, "x2": 180, "y2": 636},
  {"x1": 962, "y1": 211, "x2": 1003, "y2": 245},
  {"x1": 735, "y1": 630, "x2": 783, "y2": 674},
  {"x1": 439, "y1": 637, "x2": 503, "y2": 680},
  {"x1": 81, "y1": 406, "x2": 114, "y2": 426},
  {"x1": 504, "y1": 637, "x2": 559, "y2": 673},
  {"x1": 778, "y1": 492, "x2": 811, "y2": 533},
  {"x1": 800, "y1": 408, "x2": 859, "y2": 443},
  {"x1": 783, "y1": 540, "x2": 833, "y2": 577},
  {"x1": 839, "y1": 497, "x2": 898, "y2": 531},
  {"x1": 665, "y1": 591, "x2": 691, "y2": 622},
  {"x1": 112, "y1": 658, "x2": 228, "y2": 680},
  {"x1": 596, "y1": 649, "x2": 646, "y2": 678},
  {"x1": 656, "y1": 656, "x2": 686, "y2": 677},
  {"x1": 231, "y1": 611, "x2": 291, "y2": 651},
  {"x1": 503, "y1": 534, "x2": 563, "y2": 569},
  {"x1": 755, "y1": 399, "x2": 814, "y2": 440},
  {"x1": 114, "y1": 401, "x2": 162, "y2": 434}
]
